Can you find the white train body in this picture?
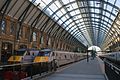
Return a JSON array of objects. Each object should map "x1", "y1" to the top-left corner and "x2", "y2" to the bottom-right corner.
[
  {"x1": 100, "y1": 52, "x2": 120, "y2": 61},
  {"x1": 53, "y1": 51, "x2": 84, "y2": 67},
  {"x1": 34, "y1": 49, "x2": 86, "y2": 67}
]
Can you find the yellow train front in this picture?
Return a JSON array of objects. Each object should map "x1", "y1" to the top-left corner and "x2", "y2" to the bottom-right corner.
[
  {"x1": 34, "y1": 49, "x2": 56, "y2": 71},
  {"x1": 8, "y1": 49, "x2": 39, "y2": 63}
]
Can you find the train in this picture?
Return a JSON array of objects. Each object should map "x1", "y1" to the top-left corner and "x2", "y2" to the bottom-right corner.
[
  {"x1": 8, "y1": 49, "x2": 40, "y2": 63},
  {"x1": 8, "y1": 48, "x2": 86, "y2": 67},
  {"x1": 99, "y1": 52, "x2": 120, "y2": 62},
  {"x1": 34, "y1": 49, "x2": 85, "y2": 66},
  {"x1": 1, "y1": 49, "x2": 86, "y2": 80}
]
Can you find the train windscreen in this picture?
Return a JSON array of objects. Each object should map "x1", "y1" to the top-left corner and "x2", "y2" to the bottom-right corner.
[
  {"x1": 38, "y1": 51, "x2": 50, "y2": 56},
  {"x1": 15, "y1": 51, "x2": 26, "y2": 56}
]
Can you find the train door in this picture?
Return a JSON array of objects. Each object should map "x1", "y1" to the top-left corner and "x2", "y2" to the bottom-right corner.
[
  {"x1": 1, "y1": 42, "x2": 13, "y2": 64},
  {"x1": 22, "y1": 51, "x2": 33, "y2": 62}
]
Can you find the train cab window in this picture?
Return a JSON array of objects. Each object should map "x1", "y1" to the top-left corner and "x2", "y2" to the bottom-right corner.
[
  {"x1": 39, "y1": 52, "x2": 44, "y2": 56},
  {"x1": 39, "y1": 51, "x2": 49, "y2": 56},
  {"x1": 15, "y1": 50, "x2": 25, "y2": 56},
  {"x1": 44, "y1": 52, "x2": 50, "y2": 56}
]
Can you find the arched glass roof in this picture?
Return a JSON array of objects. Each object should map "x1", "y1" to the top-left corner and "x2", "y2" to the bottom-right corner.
[{"x1": 30, "y1": 0, "x2": 120, "y2": 47}]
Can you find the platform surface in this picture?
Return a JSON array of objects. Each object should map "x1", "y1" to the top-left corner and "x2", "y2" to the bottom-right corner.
[{"x1": 40, "y1": 57, "x2": 106, "y2": 80}]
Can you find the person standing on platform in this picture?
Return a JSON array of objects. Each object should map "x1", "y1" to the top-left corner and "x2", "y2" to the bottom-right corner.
[{"x1": 91, "y1": 50, "x2": 96, "y2": 60}]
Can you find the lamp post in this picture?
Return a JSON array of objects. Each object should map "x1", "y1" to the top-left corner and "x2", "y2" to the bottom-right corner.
[{"x1": 86, "y1": 45, "x2": 89, "y2": 62}]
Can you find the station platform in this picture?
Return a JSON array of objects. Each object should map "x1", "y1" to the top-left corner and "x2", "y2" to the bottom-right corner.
[{"x1": 40, "y1": 57, "x2": 106, "y2": 80}]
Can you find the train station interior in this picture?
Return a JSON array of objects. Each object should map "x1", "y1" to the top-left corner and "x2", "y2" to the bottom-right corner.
[{"x1": 0, "y1": 0, "x2": 120, "y2": 80}]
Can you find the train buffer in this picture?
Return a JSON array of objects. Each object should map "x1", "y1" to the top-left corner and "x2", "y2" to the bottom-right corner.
[{"x1": 39, "y1": 57, "x2": 107, "y2": 80}]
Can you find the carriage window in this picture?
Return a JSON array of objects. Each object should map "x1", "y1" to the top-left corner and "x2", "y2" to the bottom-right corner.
[
  {"x1": 52, "y1": 52, "x2": 55, "y2": 56},
  {"x1": 65, "y1": 55, "x2": 67, "y2": 59}
]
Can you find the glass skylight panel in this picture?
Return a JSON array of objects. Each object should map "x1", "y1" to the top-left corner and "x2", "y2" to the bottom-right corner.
[
  {"x1": 78, "y1": 15, "x2": 82, "y2": 18},
  {"x1": 68, "y1": 19, "x2": 73, "y2": 23},
  {"x1": 68, "y1": 23, "x2": 74, "y2": 28},
  {"x1": 61, "y1": 16, "x2": 67, "y2": 22},
  {"x1": 61, "y1": 8, "x2": 66, "y2": 14},
  {"x1": 56, "y1": 11, "x2": 64, "y2": 17},
  {"x1": 45, "y1": 8, "x2": 53, "y2": 16},
  {"x1": 70, "y1": 11, "x2": 76, "y2": 16},
  {"x1": 104, "y1": 17, "x2": 108, "y2": 21},
  {"x1": 81, "y1": 24, "x2": 86, "y2": 28},
  {"x1": 112, "y1": 8, "x2": 118, "y2": 15},
  {"x1": 55, "y1": 1, "x2": 62, "y2": 8},
  {"x1": 91, "y1": 14, "x2": 94, "y2": 17},
  {"x1": 110, "y1": 15, "x2": 115, "y2": 20},
  {"x1": 108, "y1": 0, "x2": 116, "y2": 4},
  {"x1": 95, "y1": 9, "x2": 100, "y2": 13},
  {"x1": 91, "y1": 8, "x2": 94, "y2": 12},
  {"x1": 109, "y1": 19, "x2": 112, "y2": 23},
  {"x1": 116, "y1": 0, "x2": 120, "y2": 8},
  {"x1": 85, "y1": 22, "x2": 89, "y2": 24},
  {"x1": 65, "y1": 20, "x2": 70, "y2": 25},
  {"x1": 105, "y1": 12, "x2": 110, "y2": 17},
  {"x1": 90, "y1": 1, "x2": 94, "y2": 7},
  {"x1": 66, "y1": 21, "x2": 70, "y2": 25},
  {"x1": 69, "y1": 26, "x2": 77, "y2": 32},
  {"x1": 72, "y1": 28, "x2": 78, "y2": 33},
  {"x1": 82, "y1": 14, "x2": 87, "y2": 17},
  {"x1": 80, "y1": 21, "x2": 84, "y2": 25},
  {"x1": 71, "y1": 30, "x2": 74, "y2": 34},
  {"x1": 95, "y1": 1, "x2": 100, "y2": 7},
  {"x1": 104, "y1": 3, "x2": 108, "y2": 9},
  {"x1": 75, "y1": 20, "x2": 79, "y2": 23},
  {"x1": 106, "y1": 5, "x2": 112, "y2": 11},
  {"x1": 102, "y1": 11, "x2": 106, "y2": 16},
  {"x1": 101, "y1": 21, "x2": 104, "y2": 25},
  {"x1": 49, "y1": 3, "x2": 58, "y2": 12},
  {"x1": 72, "y1": 3, "x2": 78, "y2": 9},
  {"x1": 53, "y1": 15, "x2": 59, "y2": 20},
  {"x1": 71, "y1": 22, "x2": 75, "y2": 26},
  {"x1": 73, "y1": 31, "x2": 80, "y2": 36},
  {"x1": 91, "y1": 18, "x2": 94, "y2": 21},
  {"x1": 80, "y1": 8, "x2": 86, "y2": 13},
  {"x1": 65, "y1": 15, "x2": 69, "y2": 19},
  {"x1": 102, "y1": 16, "x2": 105, "y2": 20},
  {"x1": 66, "y1": 26, "x2": 70, "y2": 30},
  {"x1": 83, "y1": 18, "x2": 87, "y2": 21},
  {"x1": 75, "y1": 9, "x2": 80, "y2": 14},
  {"x1": 103, "y1": 21, "x2": 107, "y2": 25},
  {"x1": 95, "y1": 14, "x2": 99, "y2": 18},
  {"x1": 58, "y1": 20, "x2": 63, "y2": 25}
]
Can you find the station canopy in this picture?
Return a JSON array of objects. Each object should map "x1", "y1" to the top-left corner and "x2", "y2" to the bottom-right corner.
[
  {"x1": 29, "y1": 0, "x2": 120, "y2": 48},
  {"x1": 1, "y1": 0, "x2": 119, "y2": 48}
]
